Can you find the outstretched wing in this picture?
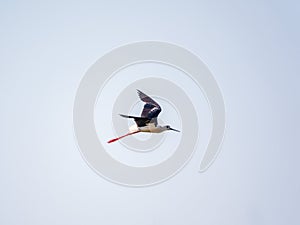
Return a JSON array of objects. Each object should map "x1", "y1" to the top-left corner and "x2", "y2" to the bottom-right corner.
[
  {"x1": 119, "y1": 114, "x2": 158, "y2": 126},
  {"x1": 137, "y1": 90, "x2": 161, "y2": 119}
]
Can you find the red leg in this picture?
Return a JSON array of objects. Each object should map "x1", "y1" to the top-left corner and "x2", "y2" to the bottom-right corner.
[{"x1": 107, "y1": 130, "x2": 140, "y2": 143}]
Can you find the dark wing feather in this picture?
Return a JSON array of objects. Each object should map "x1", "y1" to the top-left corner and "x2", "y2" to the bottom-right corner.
[
  {"x1": 119, "y1": 114, "x2": 157, "y2": 126},
  {"x1": 134, "y1": 117, "x2": 158, "y2": 127},
  {"x1": 137, "y1": 90, "x2": 161, "y2": 119}
]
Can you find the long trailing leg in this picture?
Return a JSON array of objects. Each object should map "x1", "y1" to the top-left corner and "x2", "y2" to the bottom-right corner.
[{"x1": 107, "y1": 130, "x2": 140, "y2": 143}]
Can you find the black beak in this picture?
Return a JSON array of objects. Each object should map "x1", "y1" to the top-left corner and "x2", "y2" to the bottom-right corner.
[{"x1": 170, "y1": 128, "x2": 180, "y2": 132}]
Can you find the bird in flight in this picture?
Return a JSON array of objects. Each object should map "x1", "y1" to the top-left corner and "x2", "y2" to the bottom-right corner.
[{"x1": 108, "y1": 90, "x2": 180, "y2": 143}]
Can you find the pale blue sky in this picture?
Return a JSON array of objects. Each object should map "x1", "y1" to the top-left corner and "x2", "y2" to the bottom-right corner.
[{"x1": 0, "y1": 1, "x2": 299, "y2": 225}]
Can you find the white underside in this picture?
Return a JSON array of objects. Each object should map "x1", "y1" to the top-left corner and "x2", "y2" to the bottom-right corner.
[{"x1": 129, "y1": 124, "x2": 163, "y2": 133}]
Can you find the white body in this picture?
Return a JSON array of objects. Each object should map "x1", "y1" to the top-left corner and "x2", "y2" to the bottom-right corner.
[{"x1": 129, "y1": 124, "x2": 165, "y2": 133}]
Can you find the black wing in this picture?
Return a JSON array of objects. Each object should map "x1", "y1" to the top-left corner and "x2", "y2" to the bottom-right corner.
[
  {"x1": 119, "y1": 114, "x2": 158, "y2": 126},
  {"x1": 137, "y1": 90, "x2": 161, "y2": 119}
]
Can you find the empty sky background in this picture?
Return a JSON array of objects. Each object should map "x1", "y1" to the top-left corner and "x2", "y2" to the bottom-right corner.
[{"x1": 0, "y1": 1, "x2": 299, "y2": 225}]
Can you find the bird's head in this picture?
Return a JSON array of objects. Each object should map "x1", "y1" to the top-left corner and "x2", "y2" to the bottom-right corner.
[{"x1": 163, "y1": 125, "x2": 180, "y2": 132}]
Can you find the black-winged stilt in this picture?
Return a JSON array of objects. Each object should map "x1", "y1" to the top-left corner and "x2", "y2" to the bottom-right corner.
[{"x1": 108, "y1": 90, "x2": 180, "y2": 143}]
